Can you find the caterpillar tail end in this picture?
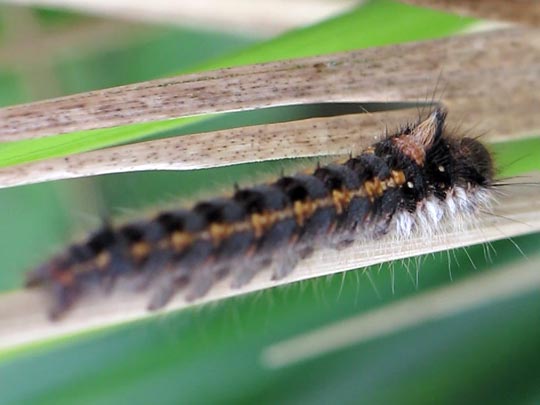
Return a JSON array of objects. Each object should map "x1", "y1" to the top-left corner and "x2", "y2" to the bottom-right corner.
[{"x1": 25, "y1": 260, "x2": 74, "y2": 321}]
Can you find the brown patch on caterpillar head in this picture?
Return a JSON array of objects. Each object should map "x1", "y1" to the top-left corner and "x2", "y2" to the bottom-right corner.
[{"x1": 392, "y1": 109, "x2": 447, "y2": 166}]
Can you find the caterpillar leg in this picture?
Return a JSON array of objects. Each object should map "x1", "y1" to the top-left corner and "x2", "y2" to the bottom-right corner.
[
  {"x1": 185, "y1": 265, "x2": 228, "y2": 302},
  {"x1": 230, "y1": 256, "x2": 271, "y2": 288},
  {"x1": 147, "y1": 273, "x2": 188, "y2": 311}
]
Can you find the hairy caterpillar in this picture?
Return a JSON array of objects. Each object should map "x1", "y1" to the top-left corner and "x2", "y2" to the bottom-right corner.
[{"x1": 26, "y1": 108, "x2": 495, "y2": 319}]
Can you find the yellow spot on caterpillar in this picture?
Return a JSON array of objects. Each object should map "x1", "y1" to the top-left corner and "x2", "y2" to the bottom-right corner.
[
  {"x1": 251, "y1": 212, "x2": 277, "y2": 238},
  {"x1": 293, "y1": 200, "x2": 317, "y2": 226},
  {"x1": 171, "y1": 231, "x2": 193, "y2": 251},
  {"x1": 131, "y1": 242, "x2": 151, "y2": 261},
  {"x1": 209, "y1": 223, "x2": 234, "y2": 245},
  {"x1": 332, "y1": 189, "x2": 351, "y2": 214},
  {"x1": 391, "y1": 170, "x2": 406, "y2": 186},
  {"x1": 96, "y1": 252, "x2": 110, "y2": 270},
  {"x1": 364, "y1": 178, "x2": 384, "y2": 200},
  {"x1": 364, "y1": 146, "x2": 375, "y2": 155}
]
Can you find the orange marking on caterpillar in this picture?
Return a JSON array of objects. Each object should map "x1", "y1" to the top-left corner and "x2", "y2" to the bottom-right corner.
[
  {"x1": 391, "y1": 169, "x2": 406, "y2": 186},
  {"x1": 131, "y1": 242, "x2": 151, "y2": 261},
  {"x1": 96, "y1": 252, "x2": 110, "y2": 270},
  {"x1": 209, "y1": 223, "x2": 235, "y2": 245},
  {"x1": 364, "y1": 146, "x2": 375, "y2": 155},
  {"x1": 251, "y1": 212, "x2": 277, "y2": 238},
  {"x1": 364, "y1": 178, "x2": 384, "y2": 200},
  {"x1": 171, "y1": 231, "x2": 193, "y2": 251},
  {"x1": 293, "y1": 200, "x2": 317, "y2": 226},
  {"x1": 332, "y1": 189, "x2": 352, "y2": 214}
]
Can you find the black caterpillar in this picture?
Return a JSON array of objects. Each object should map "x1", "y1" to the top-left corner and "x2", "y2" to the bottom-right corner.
[{"x1": 27, "y1": 108, "x2": 495, "y2": 319}]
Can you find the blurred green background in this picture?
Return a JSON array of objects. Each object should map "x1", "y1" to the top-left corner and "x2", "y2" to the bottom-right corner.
[{"x1": 0, "y1": 1, "x2": 539, "y2": 404}]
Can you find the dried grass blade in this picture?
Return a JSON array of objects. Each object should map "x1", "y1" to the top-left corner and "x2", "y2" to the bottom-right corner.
[
  {"x1": 1, "y1": 175, "x2": 539, "y2": 352},
  {"x1": 0, "y1": 28, "x2": 538, "y2": 141},
  {"x1": 0, "y1": 106, "x2": 536, "y2": 189},
  {"x1": 399, "y1": 0, "x2": 540, "y2": 27}
]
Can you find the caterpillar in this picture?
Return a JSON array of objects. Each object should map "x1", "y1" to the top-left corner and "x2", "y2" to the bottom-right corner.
[{"x1": 26, "y1": 108, "x2": 495, "y2": 319}]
